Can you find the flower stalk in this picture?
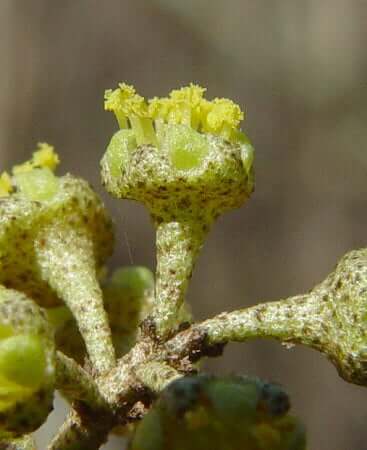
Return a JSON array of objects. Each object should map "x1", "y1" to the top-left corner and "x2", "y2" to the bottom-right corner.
[{"x1": 152, "y1": 217, "x2": 211, "y2": 336}]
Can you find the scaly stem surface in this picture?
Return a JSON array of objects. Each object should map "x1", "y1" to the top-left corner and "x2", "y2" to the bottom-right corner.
[
  {"x1": 165, "y1": 293, "x2": 329, "y2": 360},
  {"x1": 166, "y1": 246, "x2": 367, "y2": 386},
  {"x1": 135, "y1": 362, "x2": 181, "y2": 393},
  {"x1": 36, "y1": 225, "x2": 116, "y2": 374},
  {"x1": 55, "y1": 352, "x2": 108, "y2": 410},
  {"x1": 200, "y1": 294, "x2": 325, "y2": 347},
  {"x1": 152, "y1": 218, "x2": 210, "y2": 337}
]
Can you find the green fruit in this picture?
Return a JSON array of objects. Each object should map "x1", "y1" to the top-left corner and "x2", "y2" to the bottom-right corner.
[{"x1": 129, "y1": 375, "x2": 306, "y2": 450}]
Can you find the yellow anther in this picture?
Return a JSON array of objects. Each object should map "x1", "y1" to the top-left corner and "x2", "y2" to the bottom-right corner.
[
  {"x1": 105, "y1": 82, "x2": 246, "y2": 145},
  {"x1": 0, "y1": 172, "x2": 13, "y2": 197},
  {"x1": 12, "y1": 143, "x2": 60, "y2": 176},
  {"x1": 105, "y1": 83, "x2": 147, "y2": 117},
  {"x1": 169, "y1": 83, "x2": 206, "y2": 107},
  {"x1": 149, "y1": 84, "x2": 206, "y2": 129},
  {"x1": 148, "y1": 97, "x2": 172, "y2": 122},
  {"x1": 202, "y1": 98, "x2": 244, "y2": 141},
  {"x1": 105, "y1": 83, "x2": 156, "y2": 145},
  {"x1": 33, "y1": 143, "x2": 60, "y2": 171}
]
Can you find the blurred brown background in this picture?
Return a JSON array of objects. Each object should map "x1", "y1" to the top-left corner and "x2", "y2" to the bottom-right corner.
[{"x1": 1, "y1": 1, "x2": 366, "y2": 448}]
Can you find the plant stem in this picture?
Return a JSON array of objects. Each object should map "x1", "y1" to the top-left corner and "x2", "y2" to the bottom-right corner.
[
  {"x1": 165, "y1": 292, "x2": 327, "y2": 359},
  {"x1": 36, "y1": 226, "x2": 116, "y2": 374},
  {"x1": 200, "y1": 294, "x2": 324, "y2": 347},
  {"x1": 55, "y1": 352, "x2": 108, "y2": 410},
  {"x1": 165, "y1": 245, "x2": 367, "y2": 386},
  {"x1": 152, "y1": 218, "x2": 210, "y2": 337},
  {"x1": 135, "y1": 362, "x2": 181, "y2": 393}
]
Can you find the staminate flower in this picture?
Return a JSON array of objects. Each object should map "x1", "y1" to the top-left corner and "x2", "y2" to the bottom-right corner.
[
  {"x1": 101, "y1": 82, "x2": 254, "y2": 336},
  {"x1": 0, "y1": 145, "x2": 115, "y2": 374}
]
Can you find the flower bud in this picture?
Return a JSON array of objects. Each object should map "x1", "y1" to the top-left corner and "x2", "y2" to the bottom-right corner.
[
  {"x1": 0, "y1": 287, "x2": 55, "y2": 437},
  {"x1": 129, "y1": 375, "x2": 306, "y2": 450}
]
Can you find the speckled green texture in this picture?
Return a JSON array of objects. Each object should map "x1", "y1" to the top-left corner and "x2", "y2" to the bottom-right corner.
[
  {"x1": 55, "y1": 351, "x2": 108, "y2": 410},
  {"x1": 129, "y1": 375, "x2": 305, "y2": 450},
  {"x1": 0, "y1": 175, "x2": 115, "y2": 374},
  {"x1": 135, "y1": 362, "x2": 181, "y2": 394},
  {"x1": 193, "y1": 248, "x2": 367, "y2": 385},
  {"x1": 0, "y1": 287, "x2": 55, "y2": 438},
  {"x1": 101, "y1": 131, "x2": 253, "y2": 216},
  {"x1": 101, "y1": 128, "x2": 254, "y2": 336},
  {"x1": 153, "y1": 220, "x2": 207, "y2": 335}
]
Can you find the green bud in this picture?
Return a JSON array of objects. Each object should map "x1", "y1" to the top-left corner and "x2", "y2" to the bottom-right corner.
[
  {"x1": 164, "y1": 124, "x2": 209, "y2": 171},
  {"x1": 0, "y1": 287, "x2": 55, "y2": 437},
  {"x1": 14, "y1": 168, "x2": 60, "y2": 202},
  {"x1": 106, "y1": 266, "x2": 155, "y2": 302},
  {"x1": 129, "y1": 375, "x2": 305, "y2": 450},
  {"x1": 0, "y1": 335, "x2": 47, "y2": 389},
  {"x1": 103, "y1": 129, "x2": 137, "y2": 192}
]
